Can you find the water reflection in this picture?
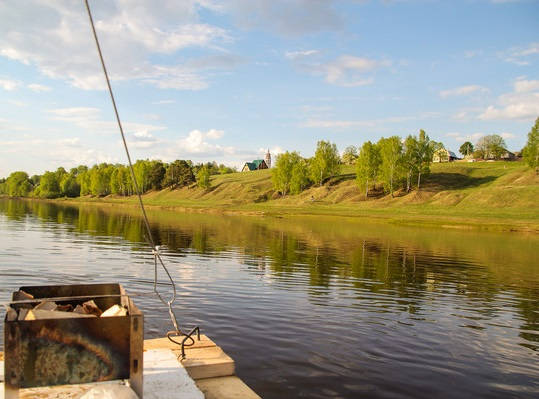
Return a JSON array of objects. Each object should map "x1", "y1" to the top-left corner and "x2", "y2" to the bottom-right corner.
[{"x1": 1, "y1": 198, "x2": 538, "y2": 398}]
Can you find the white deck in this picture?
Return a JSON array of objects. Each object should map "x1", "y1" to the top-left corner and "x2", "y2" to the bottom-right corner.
[{"x1": 0, "y1": 349, "x2": 204, "y2": 399}]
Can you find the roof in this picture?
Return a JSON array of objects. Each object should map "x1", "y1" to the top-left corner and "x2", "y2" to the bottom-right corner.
[
  {"x1": 435, "y1": 148, "x2": 458, "y2": 158},
  {"x1": 243, "y1": 159, "x2": 266, "y2": 171},
  {"x1": 243, "y1": 162, "x2": 257, "y2": 171}
]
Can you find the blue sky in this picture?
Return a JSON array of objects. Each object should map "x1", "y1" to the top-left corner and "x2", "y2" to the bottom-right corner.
[{"x1": 1, "y1": 0, "x2": 538, "y2": 176}]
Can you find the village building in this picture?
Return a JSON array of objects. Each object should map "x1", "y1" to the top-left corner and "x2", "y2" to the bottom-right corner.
[
  {"x1": 265, "y1": 149, "x2": 271, "y2": 169},
  {"x1": 433, "y1": 148, "x2": 458, "y2": 163},
  {"x1": 500, "y1": 150, "x2": 517, "y2": 161},
  {"x1": 242, "y1": 150, "x2": 271, "y2": 172},
  {"x1": 242, "y1": 159, "x2": 268, "y2": 172}
]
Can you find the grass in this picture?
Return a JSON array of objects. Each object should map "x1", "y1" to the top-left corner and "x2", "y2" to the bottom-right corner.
[{"x1": 58, "y1": 161, "x2": 539, "y2": 233}]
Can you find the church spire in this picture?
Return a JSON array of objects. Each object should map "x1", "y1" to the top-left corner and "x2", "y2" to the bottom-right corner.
[{"x1": 265, "y1": 148, "x2": 271, "y2": 168}]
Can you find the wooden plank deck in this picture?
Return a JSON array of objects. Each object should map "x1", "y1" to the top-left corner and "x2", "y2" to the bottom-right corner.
[
  {"x1": 0, "y1": 335, "x2": 260, "y2": 399},
  {"x1": 144, "y1": 336, "x2": 259, "y2": 398}
]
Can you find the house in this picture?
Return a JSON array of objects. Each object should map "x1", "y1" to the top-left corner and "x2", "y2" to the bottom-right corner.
[
  {"x1": 242, "y1": 159, "x2": 268, "y2": 172},
  {"x1": 433, "y1": 148, "x2": 458, "y2": 163},
  {"x1": 500, "y1": 150, "x2": 517, "y2": 161}
]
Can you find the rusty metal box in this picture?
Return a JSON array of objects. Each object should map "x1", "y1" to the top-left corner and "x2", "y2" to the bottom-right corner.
[{"x1": 3, "y1": 283, "x2": 143, "y2": 398}]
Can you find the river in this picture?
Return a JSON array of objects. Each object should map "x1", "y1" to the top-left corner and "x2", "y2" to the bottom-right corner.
[{"x1": 0, "y1": 198, "x2": 538, "y2": 398}]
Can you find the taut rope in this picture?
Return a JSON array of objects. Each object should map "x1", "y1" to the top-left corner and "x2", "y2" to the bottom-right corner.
[{"x1": 83, "y1": 0, "x2": 183, "y2": 336}]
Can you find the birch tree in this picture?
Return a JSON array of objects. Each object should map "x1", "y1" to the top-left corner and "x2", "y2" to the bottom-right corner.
[
  {"x1": 416, "y1": 129, "x2": 434, "y2": 190},
  {"x1": 378, "y1": 136, "x2": 403, "y2": 197},
  {"x1": 523, "y1": 117, "x2": 539, "y2": 173},
  {"x1": 356, "y1": 141, "x2": 381, "y2": 197},
  {"x1": 310, "y1": 140, "x2": 341, "y2": 186}
]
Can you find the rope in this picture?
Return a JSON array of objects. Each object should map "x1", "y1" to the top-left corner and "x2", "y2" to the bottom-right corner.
[{"x1": 83, "y1": 0, "x2": 182, "y2": 335}]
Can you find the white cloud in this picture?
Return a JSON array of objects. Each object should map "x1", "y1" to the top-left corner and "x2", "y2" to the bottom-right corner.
[
  {"x1": 47, "y1": 107, "x2": 166, "y2": 136},
  {"x1": 143, "y1": 113, "x2": 160, "y2": 121},
  {"x1": 285, "y1": 50, "x2": 319, "y2": 59},
  {"x1": 0, "y1": 78, "x2": 19, "y2": 90},
  {"x1": 500, "y1": 42, "x2": 539, "y2": 66},
  {"x1": 206, "y1": 129, "x2": 224, "y2": 139},
  {"x1": 258, "y1": 146, "x2": 284, "y2": 157},
  {"x1": 57, "y1": 137, "x2": 81, "y2": 146},
  {"x1": 479, "y1": 92, "x2": 539, "y2": 120},
  {"x1": 296, "y1": 55, "x2": 390, "y2": 87},
  {"x1": 129, "y1": 131, "x2": 160, "y2": 149},
  {"x1": 27, "y1": 83, "x2": 51, "y2": 92},
  {"x1": 445, "y1": 131, "x2": 516, "y2": 143},
  {"x1": 0, "y1": 1, "x2": 232, "y2": 91},
  {"x1": 176, "y1": 129, "x2": 231, "y2": 155},
  {"x1": 221, "y1": 0, "x2": 343, "y2": 36},
  {"x1": 514, "y1": 78, "x2": 539, "y2": 93},
  {"x1": 133, "y1": 131, "x2": 153, "y2": 138},
  {"x1": 439, "y1": 85, "x2": 489, "y2": 98},
  {"x1": 6, "y1": 99, "x2": 27, "y2": 107},
  {"x1": 500, "y1": 132, "x2": 516, "y2": 139},
  {"x1": 0, "y1": 117, "x2": 28, "y2": 132},
  {"x1": 444, "y1": 132, "x2": 485, "y2": 143},
  {"x1": 477, "y1": 77, "x2": 539, "y2": 121},
  {"x1": 152, "y1": 99, "x2": 175, "y2": 105},
  {"x1": 322, "y1": 55, "x2": 390, "y2": 87}
]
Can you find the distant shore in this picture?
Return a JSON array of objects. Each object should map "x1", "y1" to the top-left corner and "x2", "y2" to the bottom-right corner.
[{"x1": 3, "y1": 161, "x2": 538, "y2": 234}]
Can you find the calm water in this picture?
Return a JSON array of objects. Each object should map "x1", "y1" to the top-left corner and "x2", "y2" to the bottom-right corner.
[{"x1": 0, "y1": 198, "x2": 538, "y2": 398}]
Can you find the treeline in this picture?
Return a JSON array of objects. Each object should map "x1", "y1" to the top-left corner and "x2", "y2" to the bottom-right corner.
[
  {"x1": 0, "y1": 160, "x2": 235, "y2": 198},
  {"x1": 272, "y1": 130, "x2": 440, "y2": 197},
  {"x1": 272, "y1": 117, "x2": 539, "y2": 198}
]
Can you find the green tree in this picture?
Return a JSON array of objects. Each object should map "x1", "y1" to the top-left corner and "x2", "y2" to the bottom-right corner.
[
  {"x1": 356, "y1": 141, "x2": 381, "y2": 197},
  {"x1": 164, "y1": 160, "x2": 195, "y2": 189},
  {"x1": 133, "y1": 160, "x2": 151, "y2": 193},
  {"x1": 459, "y1": 141, "x2": 474, "y2": 157},
  {"x1": 403, "y1": 135, "x2": 419, "y2": 192},
  {"x1": 290, "y1": 157, "x2": 311, "y2": 194},
  {"x1": 77, "y1": 170, "x2": 91, "y2": 196},
  {"x1": 310, "y1": 140, "x2": 341, "y2": 186},
  {"x1": 89, "y1": 164, "x2": 114, "y2": 196},
  {"x1": 196, "y1": 165, "x2": 211, "y2": 189},
  {"x1": 60, "y1": 173, "x2": 80, "y2": 197},
  {"x1": 6, "y1": 171, "x2": 33, "y2": 197},
  {"x1": 378, "y1": 136, "x2": 403, "y2": 197},
  {"x1": 30, "y1": 175, "x2": 41, "y2": 187},
  {"x1": 416, "y1": 130, "x2": 434, "y2": 190},
  {"x1": 523, "y1": 117, "x2": 539, "y2": 172},
  {"x1": 110, "y1": 166, "x2": 122, "y2": 195},
  {"x1": 476, "y1": 134, "x2": 506, "y2": 160},
  {"x1": 341, "y1": 145, "x2": 358, "y2": 165},
  {"x1": 271, "y1": 151, "x2": 304, "y2": 195},
  {"x1": 148, "y1": 160, "x2": 166, "y2": 190},
  {"x1": 218, "y1": 164, "x2": 236, "y2": 174},
  {"x1": 116, "y1": 165, "x2": 132, "y2": 195},
  {"x1": 39, "y1": 171, "x2": 61, "y2": 198}
]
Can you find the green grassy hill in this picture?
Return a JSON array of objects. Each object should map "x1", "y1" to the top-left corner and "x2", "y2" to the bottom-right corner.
[{"x1": 68, "y1": 160, "x2": 539, "y2": 232}]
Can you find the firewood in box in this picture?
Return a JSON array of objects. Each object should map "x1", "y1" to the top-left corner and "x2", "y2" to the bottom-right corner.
[
  {"x1": 101, "y1": 304, "x2": 128, "y2": 317},
  {"x1": 82, "y1": 299, "x2": 103, "y2": 316}
]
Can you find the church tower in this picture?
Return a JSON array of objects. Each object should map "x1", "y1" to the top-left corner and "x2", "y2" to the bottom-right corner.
[{"x1": 265, "y1": 149, "x2": 271, "y2": 168}]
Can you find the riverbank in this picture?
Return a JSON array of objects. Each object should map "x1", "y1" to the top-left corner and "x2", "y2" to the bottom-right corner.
[
  {"x1": 44, "y1": 161, "x2": 539, "y2": 233},
  {"x1": 4, "y1": 161, "x2": 538, "y2": 233}
]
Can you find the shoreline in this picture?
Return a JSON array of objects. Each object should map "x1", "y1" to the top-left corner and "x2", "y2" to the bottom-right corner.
[{"x1": 5, "y1": 195, "x2": 537, "y2": 234}]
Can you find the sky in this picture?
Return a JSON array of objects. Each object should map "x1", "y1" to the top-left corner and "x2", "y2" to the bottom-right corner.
[{"x1": 0, "y1": 0, "x2": 538, "y2": 176}]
